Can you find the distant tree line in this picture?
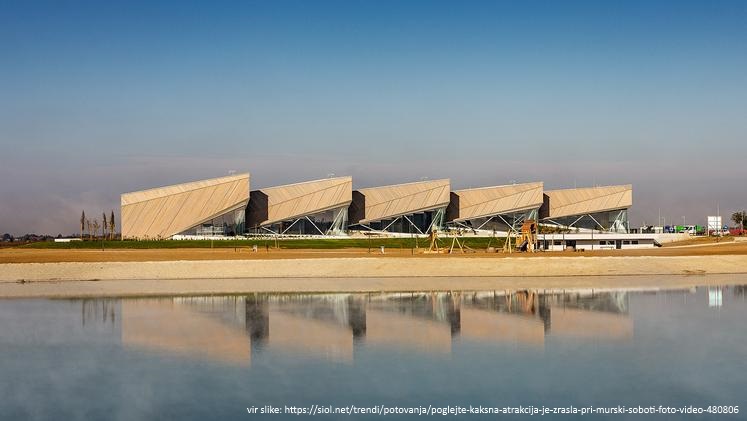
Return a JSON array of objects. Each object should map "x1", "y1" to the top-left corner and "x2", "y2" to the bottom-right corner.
[{"x1": 1, "y1": 233, "x2": 57, "y2": 243}]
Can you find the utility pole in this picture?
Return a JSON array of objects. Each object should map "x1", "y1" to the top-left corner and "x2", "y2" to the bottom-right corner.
[{"x1": 658, "y1": 208, "x2": 662, "y2": 232}]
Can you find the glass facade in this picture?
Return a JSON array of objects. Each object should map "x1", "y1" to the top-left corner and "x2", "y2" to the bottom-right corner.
[
  {"x1": 249, "y1": 207, "x2": 348, "y2": 236},
  {"x1": 351, "y1": 208, "x2": 445, "y2": 234},
  {"x1": 176, "y1": 207, "x2": 246, "y2": 237},
  {"x1": 450, "y1": 209, "x2": 538, "y2": 234},
  {"x1": 544, "y1": 209, "x2": 629, "y2": 233}
]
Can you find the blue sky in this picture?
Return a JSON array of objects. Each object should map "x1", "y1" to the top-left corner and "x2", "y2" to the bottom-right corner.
[{"x1": 1, "y1": 0, "x2": 746, "y2": 234}]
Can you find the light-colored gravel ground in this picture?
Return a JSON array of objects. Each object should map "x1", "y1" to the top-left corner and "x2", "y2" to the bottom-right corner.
[{"x1": 1, "y1": 255, "x2": 745, "y2": 298}]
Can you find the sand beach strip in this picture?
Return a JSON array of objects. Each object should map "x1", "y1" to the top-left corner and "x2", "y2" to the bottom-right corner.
[{"x1": 1, "y1": 248, "x2": 746, "y2": 298}]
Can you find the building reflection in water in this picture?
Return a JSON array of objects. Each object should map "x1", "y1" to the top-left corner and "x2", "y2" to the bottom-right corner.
[
  {"x1": 245, "y1": 290, "x2": 633, "y2": 361},
  {"x1": 708, "y1": 288, "x2": 723, "y2": 307},
  {"x1": 246, "y1": 294, "x2": 357, "y2": 362},
  {"x1": 540, "y1": 291, "x2": 633, "y2": 340},
  {"x1": 82, "y1": 289, "x2": 638, "y2": 365},
  {"x1": 364, "y1": 292, "x2": 459, "y2": 355},
  {"x1": 460, "y1": 291, "x2": 546, "y2": 346},
  {"x1": 120, "y1": 297, "x2": 251, "y2": 366}
]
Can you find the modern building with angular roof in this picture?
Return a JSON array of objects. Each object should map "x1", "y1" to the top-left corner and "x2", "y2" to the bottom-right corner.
[
  {"x1": 348, "y1": 179, "x2": 450, "y2": 234},
  {"x1": 121, "y1": 173, "x2": 250, "y2": 239},
  {"x1": 246, "y1": 176, "x2": 352, "y2": 236},
  {"x1": 120, "y1": 173, "x2": 636, "y2": 240},
  {"x1": 446, "y1": 182, "x2": 544, "y2": 233},
  {"x1": 539, "y1": 184, "x2": 633, "y2": 233}
]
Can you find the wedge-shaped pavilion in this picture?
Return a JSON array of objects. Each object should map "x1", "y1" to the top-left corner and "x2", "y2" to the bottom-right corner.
[
  {"x1": 349, "y1": 179, "x2": 450, "y2": 234},
  {"x1": 539, "y1": 184, "x2": 632, "y2": 233},
  {"x1": 121, "y1": 173, "x2": 250, "y2": 239},
  {"x1": 246, "y1": 176, "x2": 352, "y2": 235},
  {"x1": 446, "y1": 182, "x2": 544, "y2": 233}
]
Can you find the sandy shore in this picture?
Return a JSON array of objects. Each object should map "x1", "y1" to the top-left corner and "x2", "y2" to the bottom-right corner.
[
  {"x1": 3, "y1": 255, "x2": 746, "y2": 281},
  {"x1": 1, "y1": 255, "x2": 746, "y2": 298},
  {"x1": 0, "y1": 274, "x2": 744, "y2": 298}
]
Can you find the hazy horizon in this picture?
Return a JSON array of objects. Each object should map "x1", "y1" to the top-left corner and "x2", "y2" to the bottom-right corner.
[{"x1": 2, "y1": 0, "x2": 746, "y2": 235}]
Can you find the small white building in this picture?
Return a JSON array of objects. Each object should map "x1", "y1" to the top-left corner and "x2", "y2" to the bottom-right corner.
[{"x1": 537, "y1": 233, "x2": 664, "y2": 251}]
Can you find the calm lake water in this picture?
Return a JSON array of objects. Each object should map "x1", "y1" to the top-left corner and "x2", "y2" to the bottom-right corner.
[{"x1": 1, "y1": 283, "x2": 746, "y2": 420}]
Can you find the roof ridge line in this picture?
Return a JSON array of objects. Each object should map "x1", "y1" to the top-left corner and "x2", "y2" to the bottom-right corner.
[{"x1": 122, "y1": 173, "x2": 249, "y2": 200}]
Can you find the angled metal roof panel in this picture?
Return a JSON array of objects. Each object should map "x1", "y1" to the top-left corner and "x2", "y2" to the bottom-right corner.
[
  {"x1": 121, "y1": 173, "x2": 250, "y2": 239},
  {"x1": 448, "y1": 182, "x2": 543, "y2": 221},
  {"x1": 353, "y1": 179, "x2": 451, "y2": 224},
  {"x1": 540, "y1": 184, "x2": 632, "y2": 219},
  {"x1": 247, "y1": 176, "x2": 352, "y2": 227}
]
